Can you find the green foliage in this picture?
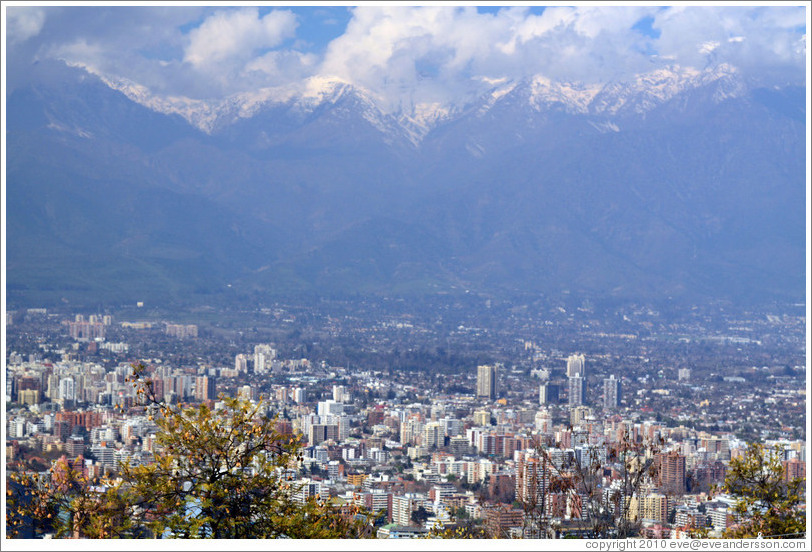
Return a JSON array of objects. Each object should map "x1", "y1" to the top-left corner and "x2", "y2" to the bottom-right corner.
[
  {"x1": 687, "y1": 526, "x2": 711, "y2": 539},
  {"x1": 411, "y1": 505, "x2": 431, "y2": 525},
  {"x1": 721, "y1": 443, "x2": 805, "y2": 539},
  {"x1": 426, "y1": 522, "x2": 490, "y2": 539},
  {"x1": 6, "y1": 459, "x2": 137, "y2": 538},
  {"x1": 7, "y1": 362, "x2": 375, "y2": 539},
  {"x1": 122, "y1": 397, "x2": 299, "y2": 537}
]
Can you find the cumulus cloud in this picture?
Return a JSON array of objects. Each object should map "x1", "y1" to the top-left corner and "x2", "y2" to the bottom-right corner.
[
  {"x1": 6, "y1": 5, "x2": 806, "y2": 108},
  {"x1": 320, "y1": 7, "x2": 511, "y2": 108},
  {"x1": 243, "y1": 49, "x2": 317, "y2": 77},
  {"x1": 318, "y1": 5, "x2": 662, "y2": 110},
  {"x1": 653, "y1": 6, "x2": 806, "y2": 81},
  {"x1": 6, "y1": 7, "x2": 46, "y2": 44},
  {"x1": 314, "y1": 5, "x2": 806, "y2": 110},
  {"x1": 184, "y1": 8, "x2": 297, "y2": 69}
]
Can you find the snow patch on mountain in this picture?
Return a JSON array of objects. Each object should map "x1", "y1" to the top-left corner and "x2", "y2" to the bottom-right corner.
[
  {"x1": 398, "y1": 102, "x2": 456, "y2": 144},
  {"x1": 91, "y1": 71, "x2": 224, "y2": 132},
  {"x1": 588, "y1": 64, "x2": 744, "y2": 116},
  {"x1": 46, "y1": 118, "x2": 94, "y2": 138},
  {"x1": 694, "y1": 63, "x2": 746, "y2": 102},
  {"x1": 471, "y1": 81, "x2": 519, "y2": 116},
  {"x1": 84, "y1": 61, "x2": 748, "y2": 140},
  {"x1": 299, "y1": 75, "x2": 355, "y2": 106},
  {"x1": 527, "y1": 76, "x2": 600, "y2": 114},
  {"x1": 465, "y1": 141, "x2": 486, "y2": 157},
  {"x1": 588, "y1": 120, "x2": 620, "y2": 133}
]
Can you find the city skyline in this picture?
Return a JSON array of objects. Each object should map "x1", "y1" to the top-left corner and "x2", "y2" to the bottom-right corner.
[
  {"x1": 3, "y1": 2, "x2": 809, "y2": 545},
  {"x1": 4, "y1": 299, "x2": 807, "y2": 543}
]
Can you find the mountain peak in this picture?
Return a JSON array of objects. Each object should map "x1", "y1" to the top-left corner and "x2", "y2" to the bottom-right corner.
[
  {"x1": 300, "y1": 75, "x2": 355, "y2": 102},
  {"x1": 588, "y1": 64, "x2": 745, "y2": 116},
  {"x1": 7, "y1": 57, "x2": 804, "y2": 306},
  {"x1": 85, "y1": 62, "x2": 751, "y2": 139},
  {"x1": 526, "y1": 76, "x2": 601, "y2": 114}
]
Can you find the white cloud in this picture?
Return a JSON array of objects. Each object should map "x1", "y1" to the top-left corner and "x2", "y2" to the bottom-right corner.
[
  {"x1": 6, "y1": 7, "x2": 46, "y2": 44},
  {"x1": 699, "y1": 41, "x2": 720, "y2": 55},
  {"x1": 320, "y1": 5, "x2": 805, "y2": 110},
  {"x1": 319, "y1": 7, "x2": 512, "y2": 109},
  {"x1": 7, "y1": 6, "x2": 806, "y2": 108},
  {"x1": 184, "y1": 8, "x2": 297, "y2": 69},
  {"x1": 243, "y1": 50, "x2": 317, "y2": 80},
  {"x1": 652, "y1": 6, "x2": 806, "y2": 84},
  {"x1": 318, "y1": 6, "x2": 661, "y2": 110},
  {"x1": 51, "y1": 39, "x2": 107, "y2": 74}
]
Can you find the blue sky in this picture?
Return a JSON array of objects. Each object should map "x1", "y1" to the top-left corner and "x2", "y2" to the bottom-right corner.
[{"x1": 5, "y1": 3, "x2": 807, "y2": 111}]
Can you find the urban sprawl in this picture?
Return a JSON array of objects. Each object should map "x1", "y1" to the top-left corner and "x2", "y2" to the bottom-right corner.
[{"x1": 4, "y1": 299, "x2": 807, "y2": 539}]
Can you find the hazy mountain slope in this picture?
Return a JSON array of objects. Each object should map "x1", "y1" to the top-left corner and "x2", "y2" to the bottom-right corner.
[
  {"x1": 6, "y1": 74, "x2": 288, "y2": 304},
  {"x1": 5, "y1": 62, "x2": 806, "y2": 307},
  {"x1": 407, "y1": 85, "x2": 805, "y2": 301}
]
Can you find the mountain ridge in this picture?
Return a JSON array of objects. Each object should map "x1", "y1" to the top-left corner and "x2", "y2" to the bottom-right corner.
[
  {"x1": 5, "y1": 60, "x2": 806, "y2": 308},
  {"x1": 92, "y1": 63, "x2": 748, "y2": 142}
]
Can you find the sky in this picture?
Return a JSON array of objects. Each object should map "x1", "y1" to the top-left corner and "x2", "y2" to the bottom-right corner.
[{"x1": 3, "y1": 3, "x2": 808, "y2": 112}]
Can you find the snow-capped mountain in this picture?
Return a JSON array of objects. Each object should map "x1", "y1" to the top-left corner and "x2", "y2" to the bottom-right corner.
[
  {"x1": 96, "y1": 64, "x2": 748, "y2": 141},
  {"x1": 6, "y1": 59, "x2": 805, "y2": 307},
  {"x1": 589, "y1": 63, "x2": 745, "y2": 116}
]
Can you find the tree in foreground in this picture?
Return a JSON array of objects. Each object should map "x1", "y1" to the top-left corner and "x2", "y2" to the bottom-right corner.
[
  {"x1": 721, "y1": 443, "x2": 805, "y2": 539},
  {"x1": 6, "y1": 458, "x2": 138, "y2": 538},
  {"x1": 517, "y1": 430, "x2": 660, "y2": 539},
  {"x1": 7, "y1": 362, "x2": 374, "y2": 539}
]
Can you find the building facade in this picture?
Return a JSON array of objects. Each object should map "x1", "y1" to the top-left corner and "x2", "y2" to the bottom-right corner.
[{"x1": 476, "y1": 364, "x2": 497, "y2": 400}]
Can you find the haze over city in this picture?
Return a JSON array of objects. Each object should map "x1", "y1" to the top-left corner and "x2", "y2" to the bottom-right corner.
[{"x1": 2, "y1": 2, "x2": 809, "y2": 547}]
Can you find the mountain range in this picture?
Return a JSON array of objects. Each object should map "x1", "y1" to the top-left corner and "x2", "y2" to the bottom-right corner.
[{"x1": 5, "y1": 60, "x2": 806, "y2": 308}]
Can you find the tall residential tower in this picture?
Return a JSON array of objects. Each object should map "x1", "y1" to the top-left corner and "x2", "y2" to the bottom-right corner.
[
  {"x1": 476, "y1": 364, "x2": 498, "y2": 400},
  {"x1": 603, "y1": 375, "x2": 621, "y2": 410}
]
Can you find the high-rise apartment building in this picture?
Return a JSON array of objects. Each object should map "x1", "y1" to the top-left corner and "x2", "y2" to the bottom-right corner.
[
  {"x1": 515, "y1": 449, "x2": 552, "y2": 507},
  {"x1": 539, "y1": 383, "x2": 559, "y2": 405},
  {"x1": 568, "y1": 375, "x2": 586, "y2": 407},
  {"x1": 59, "y1": 377, "x2": 76, "y2": 401},
  {"x1": 566, "y1": 354, "x2": 586, "y2": 378},
  {"x1": 603, "y1": 375, "x2": 621, "y2": 409},
  {"x1": 630, "y1": 492, "x2": 670, "y2": 523},
  {"x1": 165, "y1": 324, "x2": 198, "y2": 339},
  {"x1": 569, "y1": 405, "x2": 593, "y2": 426},
  {"x1": 534, "y1": 410, "x2": 552, "y2": 433},
  {"x1": 477, "y1": 364, "x2": 498, "y2": 400},
  {"x1": 657, "y1": 451, "x2": 687, "y2": 493},
  {"x1": 400, "y1": 417, "x2": 425, "y2": 445},
  {"x1": 392, "y1": 493, "x2": 426, "y2": 526},
  {"x1": 354, "y1": 489, "x2": 393, "y2": 523},
  {"x1": 423, "y1": 421, "x2": 443, "y2": 449},
  {"x1": 440, "y1": 417, "x2": 463, "y2": 437},
  {"x1": 68, "y1": 321, "x2": 105, "y2": 340},
  {"x1": 783, "y1": 458, "x2": 805, "y2": 483},
  {"x1": 308, "y1": 423, "x2": 339, "y2": 445},
  {"x1": 449, "y1": 436, "x2": 471, "y2": 457},
  {"x1": 194, "y1": 375, "x2": 217, "y2": 402},
  {"x1": 253, "y1": 344, "x2": 277, "y2": 375},
  {"x1": 333, "y1": 385, "x2": 350, "y2": 403},
  {"x1": 317, "y1": 399, "x2": 345, "y2": 417},
  {"x1": 473, "y1": 410, "x2": 491, "y2": 427}
]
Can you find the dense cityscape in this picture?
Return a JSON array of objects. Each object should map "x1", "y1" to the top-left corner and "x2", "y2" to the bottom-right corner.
[
  {"x1": 4, "y1": 3, "x2": 808, "y2": 546},
  {"x1": 5, "y1": 296, "x2": 806, "y2": 539}
]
